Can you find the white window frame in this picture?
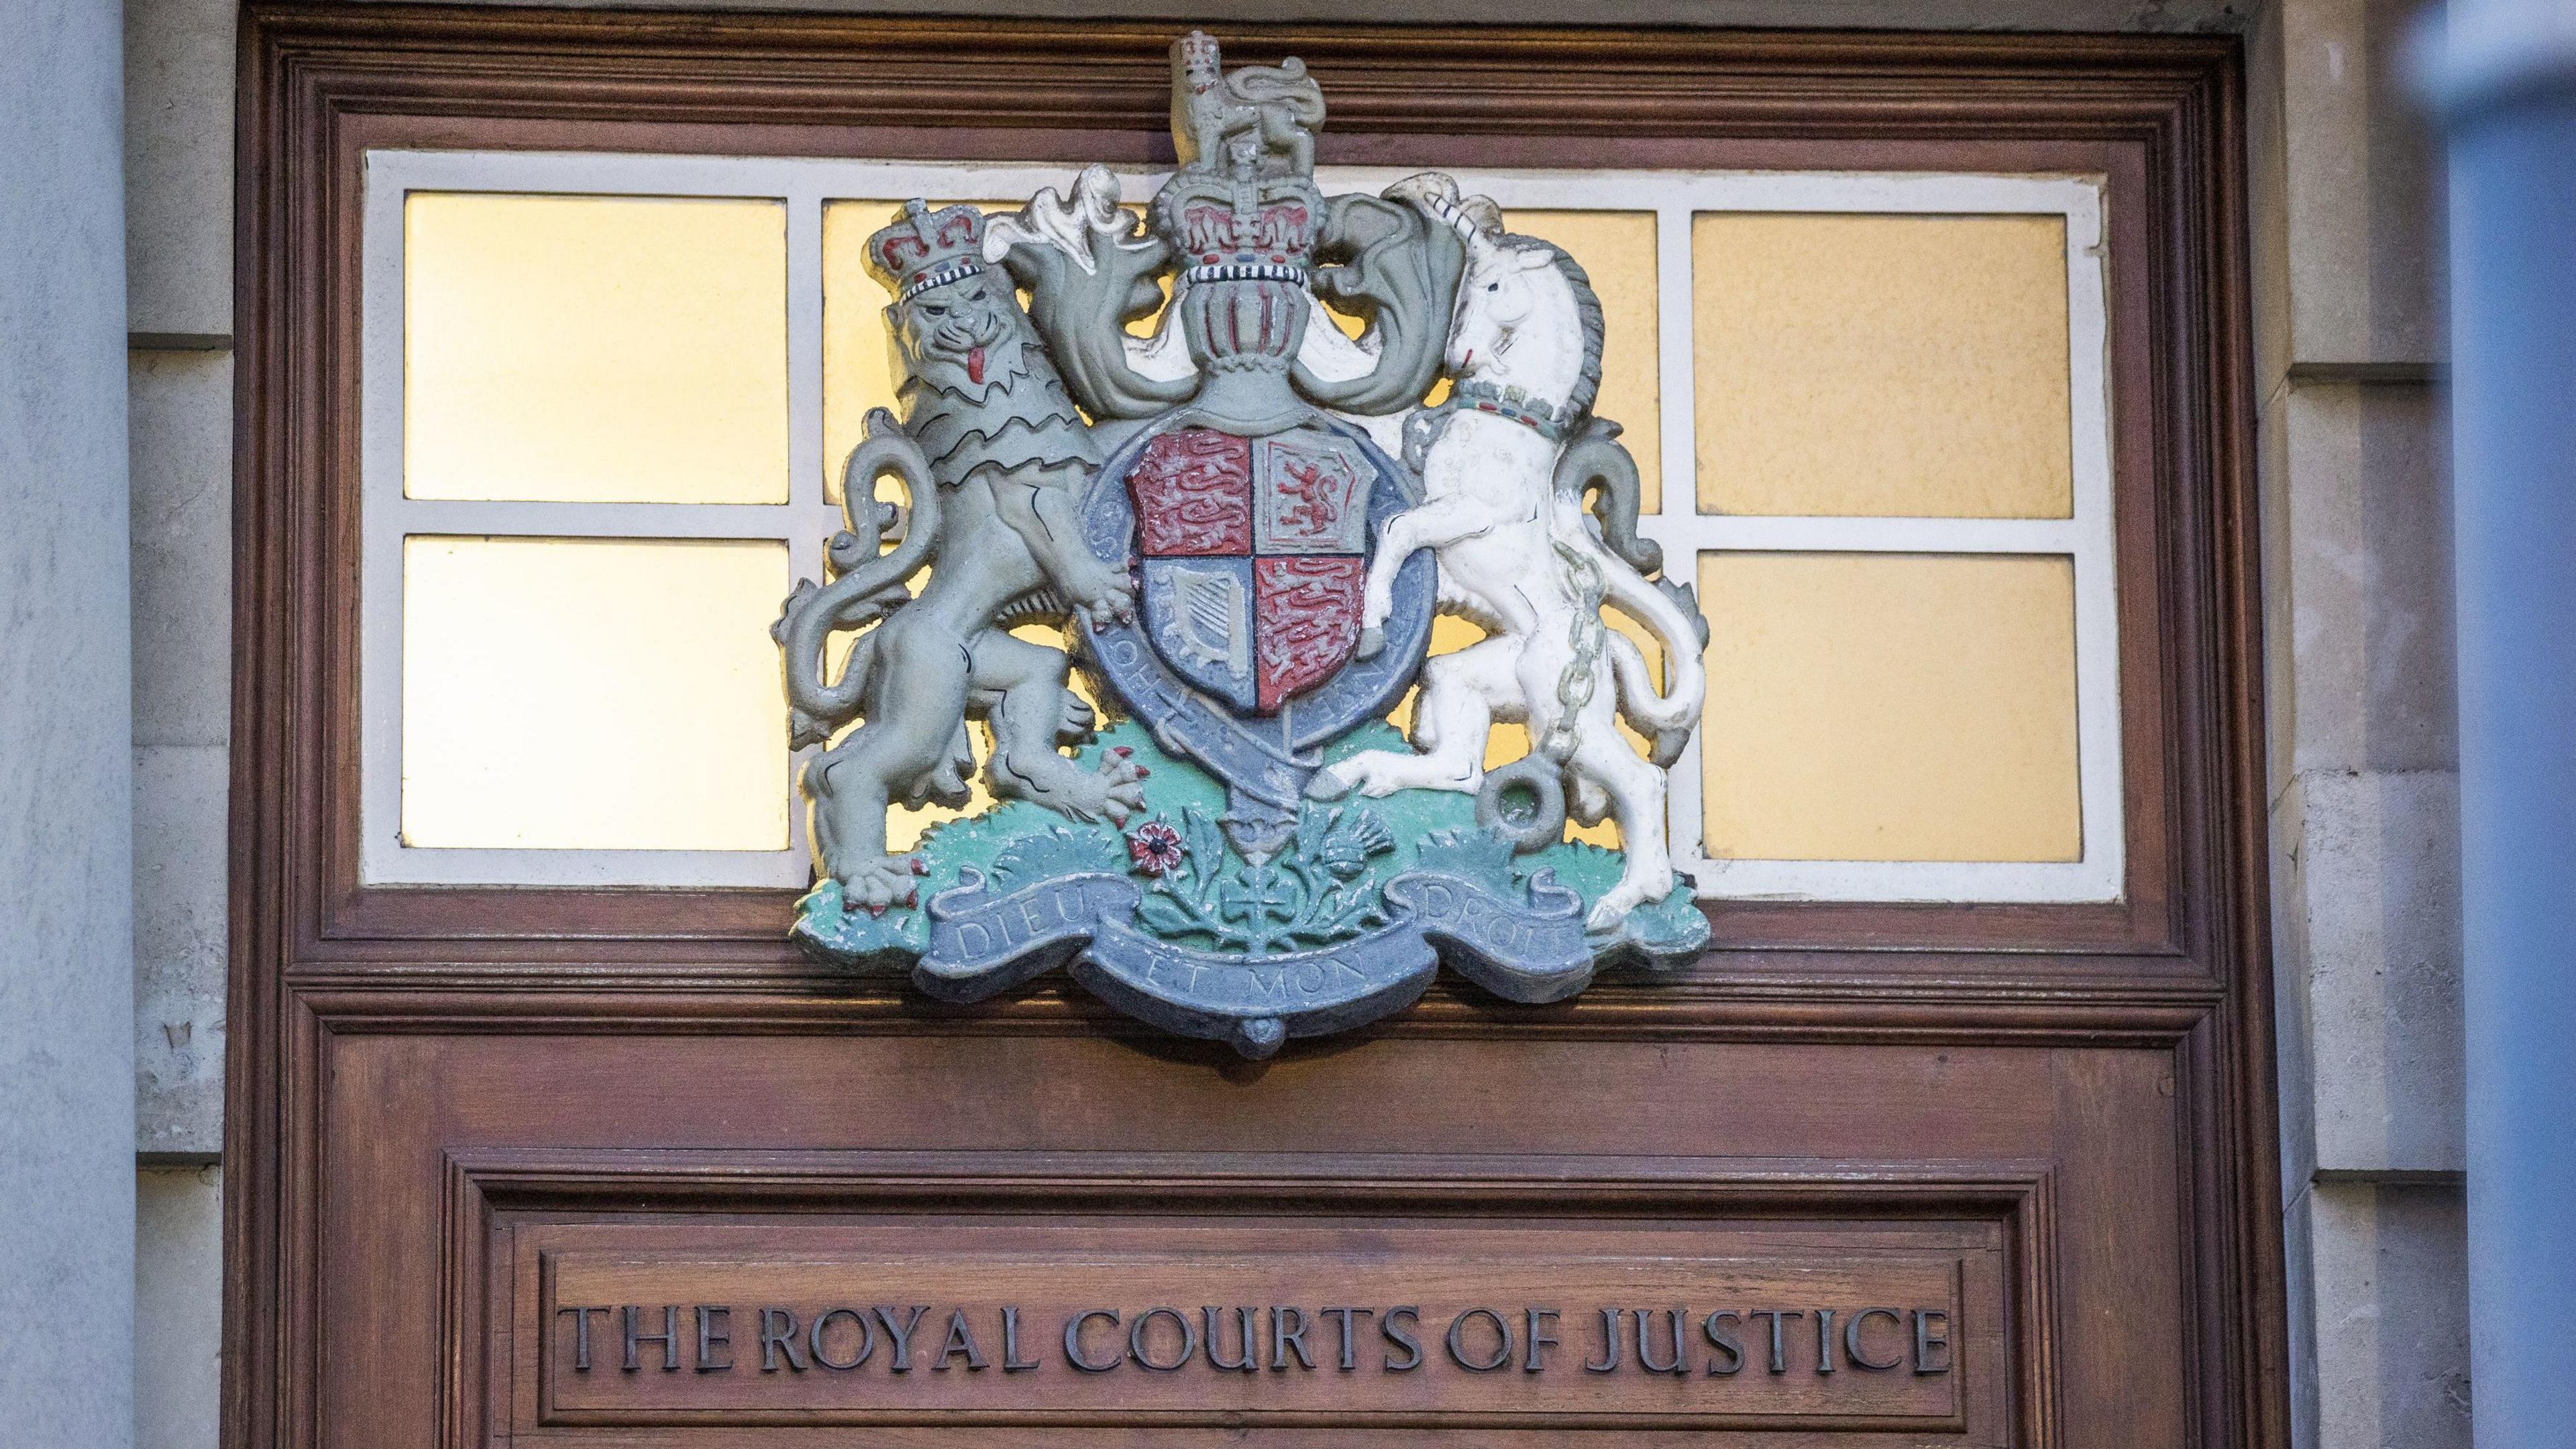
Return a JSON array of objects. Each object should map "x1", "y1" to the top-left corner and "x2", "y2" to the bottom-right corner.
[{"x1": 361, "y1": 149, "x2": 2120, "y2": 903}]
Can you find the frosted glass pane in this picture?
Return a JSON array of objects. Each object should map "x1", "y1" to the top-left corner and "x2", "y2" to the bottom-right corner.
[
  {"x1": 1510, "y1": 211, "x2": 1661, "y2": 513},
  {"x1": 404, "y1": 193, "x2": 788, "y2": 503},
  {"x1": 401, "y1": 537, "x2": 790, "y2": 851},
  {"x1": 1693, "y1": 213, "x2": 2072, "y2": 519},
  {"x1": 1699, "y1": 551, "x2": 2080, "y2": 862}
]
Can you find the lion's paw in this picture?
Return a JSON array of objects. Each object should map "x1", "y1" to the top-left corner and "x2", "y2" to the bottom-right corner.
[
  {"x1": 837, "y1": 855, "x2": 926, "y2": 915},
  {"x1": 1091, "y1": 745, "x2": 1148, "y2": 824},
  {"x1": 1053, "y1": 692, "x2": 1098, "y2": 746},
  {"x1": 1067, "y1": 564, "x2": 1136, "y2": 631}
]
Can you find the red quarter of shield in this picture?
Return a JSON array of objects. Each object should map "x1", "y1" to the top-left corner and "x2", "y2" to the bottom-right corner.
[
  {"x1": 1253, "y1": 556, "x2": 1366, "y2": 712},
  {"x1": 1128, "y1": 429, "x2": 1252, "y2": 556}
]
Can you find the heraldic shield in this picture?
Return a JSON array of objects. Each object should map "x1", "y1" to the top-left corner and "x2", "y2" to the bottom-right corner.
[
  {"x1": 1130, "y1": 429, "x2": 1375, "y2": 714},
  {"x1": 1087, "y1": 418, "x2": 1436, "y2": 856},
  {"x1": 776, "y1": 30, "x2": 1714, "y2": 1057}
]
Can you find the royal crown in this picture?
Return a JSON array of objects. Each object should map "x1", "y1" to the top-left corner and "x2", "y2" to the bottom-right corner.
[{"x1": 865, "y1": 199, "x2": 987, "y2": 301}]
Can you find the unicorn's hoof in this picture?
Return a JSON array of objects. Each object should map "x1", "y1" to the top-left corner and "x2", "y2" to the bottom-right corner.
[
  {"x1": 1585, "y1": 896, "x2": 1635, "y2": 933},
  {"x1": 1354, "y1": 626, "x2": 1385, "y2": 660}
]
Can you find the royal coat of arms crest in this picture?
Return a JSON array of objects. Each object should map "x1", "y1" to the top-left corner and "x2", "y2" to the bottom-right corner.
[{"x1": 775, "y1": 32, "x2": 1712, "y2": 1057}]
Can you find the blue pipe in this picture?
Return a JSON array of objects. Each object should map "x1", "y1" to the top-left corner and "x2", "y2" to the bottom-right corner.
[{"x1": 2438, "y1": 11, "x2": 2576, "y2": 1445}]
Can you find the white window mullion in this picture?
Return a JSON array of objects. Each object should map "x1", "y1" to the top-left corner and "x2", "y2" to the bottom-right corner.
[
  {"x1": 359, "y1": 152, "x2": 411, "y2": 892},
  {"x1": 385, "y1": 498, "x2": 808, "y2": 541},
  {"x1": 1647, "y1": 202, "x2": 1709, "y2": 883},
  {"x1": 1684, "y1": 515, "x2": 2083, "y2": 555},
  {"x1": 785, "y1": 184, "x2": 832, "y2": 881},
  {"x1": 2064, "y1": 190, "x2": 2126, "y2": 901}
]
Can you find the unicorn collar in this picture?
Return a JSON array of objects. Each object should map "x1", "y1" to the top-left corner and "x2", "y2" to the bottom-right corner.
[{"x1": 1452, "y1": 377, "x2": 1570, "y2": 441}]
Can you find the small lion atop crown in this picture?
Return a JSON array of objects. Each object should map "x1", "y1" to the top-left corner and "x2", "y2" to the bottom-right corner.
[{"x1": 1171, "y1": 30, "x2": 1325, "y2": 178}]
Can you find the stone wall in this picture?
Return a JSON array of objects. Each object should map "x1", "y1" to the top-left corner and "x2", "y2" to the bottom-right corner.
[
  {"x1": 125, "y1": 0, "x2": 234, "y2": 1444},
  {"x1": 2250, "y1": 1, "x2": 2472, "y2": 1445}
]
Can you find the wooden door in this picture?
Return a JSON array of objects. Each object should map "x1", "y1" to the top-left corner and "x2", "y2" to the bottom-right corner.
[{"x1": 227, "y1": 10, "x2": 2282, "y2": 1447}]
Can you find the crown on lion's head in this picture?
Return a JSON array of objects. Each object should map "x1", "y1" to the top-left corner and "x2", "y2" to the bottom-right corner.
[
  {"x1": 1174, "y1": 30, "x2": 1223, "y2": 85},
  {"x1": 865, "y1": 199, "x2": 988, "y2": 302}
]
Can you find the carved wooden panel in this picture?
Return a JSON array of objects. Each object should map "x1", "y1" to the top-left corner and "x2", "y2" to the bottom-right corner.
[
  {"x1": 229, "y1": 9, "x2": 2277, "y2": 1449},
  {"x1": 299, "y1": 1030, "x2": 2204, "y2": 1448},
  {"x1": 519, "y1": 1209, "x2": 1990, "y2": 1428}
]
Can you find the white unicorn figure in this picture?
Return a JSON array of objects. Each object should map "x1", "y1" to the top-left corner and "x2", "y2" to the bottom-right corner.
[{"x1": 1310, "y1": 174, "x2": 1709, "y2": 930}]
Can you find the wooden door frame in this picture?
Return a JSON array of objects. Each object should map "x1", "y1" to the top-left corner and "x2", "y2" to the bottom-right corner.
[{"x1": 226, "y1": 6, "x2": 2280, "y2": 1446}]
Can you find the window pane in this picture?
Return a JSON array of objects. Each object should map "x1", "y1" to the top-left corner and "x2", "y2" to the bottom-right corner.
[
  {"x1": 1699, "y1": 551, "x2": 2081, "y2": 862},
  {"x1": 1693, "y1": 213, "x2": 2072, "y2": 519},
  {"x1": 403, "y1": 193, "x2": 789, "y2": 504},
  {"x1": 1507, "y1": 210, "x2": 1661, "y2": 513},
  {"x1": 400, "y1": 537, "x2": 790, "y2": 851}
]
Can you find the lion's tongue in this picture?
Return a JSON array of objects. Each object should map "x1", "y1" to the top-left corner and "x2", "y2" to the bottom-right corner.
[{"x1": 967, "y1": 346, "x2": 986, "y2": 385}]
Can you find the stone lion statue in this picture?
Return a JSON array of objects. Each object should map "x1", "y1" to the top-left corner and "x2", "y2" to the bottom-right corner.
[{"x1": 774, "y1": 201, "x2": 1144, "y2": 910}]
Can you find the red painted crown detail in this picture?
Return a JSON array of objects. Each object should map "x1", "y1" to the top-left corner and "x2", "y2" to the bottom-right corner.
[{"x1": 864, "y1": 199, "x2": 986, "y2": 292}]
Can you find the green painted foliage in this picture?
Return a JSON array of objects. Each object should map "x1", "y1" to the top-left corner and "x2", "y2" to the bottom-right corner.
[
  {"x1": 1128, "y1": 803, "x2": 1395, "y2": 955},
  {"x1": 793, "y1": 716, "x2": 1707, "y2": 969}
]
